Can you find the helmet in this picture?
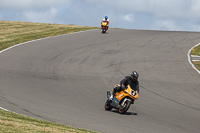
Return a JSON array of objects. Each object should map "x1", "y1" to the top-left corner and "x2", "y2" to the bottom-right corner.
[
  {"x1": 105, "y1": 16, "x2": 108, "y2": 20},
  {"x1": 131, "y1": 71, "x2": 139, "y2": 80}
]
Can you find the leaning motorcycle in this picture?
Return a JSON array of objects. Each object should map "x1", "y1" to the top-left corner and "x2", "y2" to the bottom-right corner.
[
  {"x1": 101, "y1": 21, "x2": 108, "y2": 33},
  {"x1": 105, "y1": 84, "x2": 139, "y2": 114}
]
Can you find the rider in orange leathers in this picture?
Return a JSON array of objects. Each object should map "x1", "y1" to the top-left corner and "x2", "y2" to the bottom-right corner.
[{"x1": 110, "y1": 71, "x2": 139, "y2": 101}]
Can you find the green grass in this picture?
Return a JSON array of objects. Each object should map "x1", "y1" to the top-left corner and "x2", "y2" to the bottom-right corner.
[
  {"x1": 191, "y1": 44, "x2": 200, "y2": 71},
  {"x1": 191, "y1": 44, "x2": 200, "y2": 56},
  {"x1": 0, "y1": 109, "x2": 98, "y2": 133},
  {"x1": 193, "y1": 61, "x2": 200, "y2": 70},
  {"x1": 0, "y1": 20, "x2": 99, "y2": 133}
]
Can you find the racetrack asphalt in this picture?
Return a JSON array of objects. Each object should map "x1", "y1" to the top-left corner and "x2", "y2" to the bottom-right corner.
[{"x1": 0, "y1": 29, "x2": 200, "y2": 133}]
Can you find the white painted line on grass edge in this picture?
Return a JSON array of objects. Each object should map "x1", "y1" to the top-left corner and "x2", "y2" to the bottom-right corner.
[
  {"x1": 0, "y1": 29, "x2": 97, "y2": 54},
  {"x1": 191, "y1": 55, "x2": 200, "y2": 57},
  {"x1": 192, "y1": 60, "x2": 200, "y2": 62},
  {"x1": 0, "y1": 107, "x2": 10, "y2": 111}
]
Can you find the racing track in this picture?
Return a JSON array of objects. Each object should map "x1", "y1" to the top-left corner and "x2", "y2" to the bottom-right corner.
[{"x1": 0, "y1": 29, "x2": 200, "y2": 133}]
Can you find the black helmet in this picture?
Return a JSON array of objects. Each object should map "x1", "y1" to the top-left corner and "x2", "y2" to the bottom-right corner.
[{"x1": 131, "y1": 71, "x2": 139, "y2": 80}]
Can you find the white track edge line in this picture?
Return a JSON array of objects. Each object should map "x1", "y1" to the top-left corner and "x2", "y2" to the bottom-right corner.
[
  {"x1": 0, "y1": 29, "x2": 97, "y2": 112},
  {"x1": 0, "y1": 29, "x2": 97, "y2": 54},
  {"x1": 0, "y1": 107, "x2": 10, "y2": 111},
  {"x1": 187, "y1": 43, "x2": 200, "y2": 75}
]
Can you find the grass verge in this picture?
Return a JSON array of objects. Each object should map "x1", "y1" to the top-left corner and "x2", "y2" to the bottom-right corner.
[
  {"x1": 0, "y1": 20, "x2": 98, "y2": 132},
  {"x1": 0, "y1": 20, "x2": 98, "y2": 51},
  {"x1": 0, "y1": 109, "x2": 98, "y2": 133},
  {"x1": 191, "y1": 44, "x2": 200, "y2": 71},
  {"x1": 193, "y1": 61, "x2": 200, "y2": 70},
  {"x1": 191, "y1": 44, "x2": 200, "y2": 56}
]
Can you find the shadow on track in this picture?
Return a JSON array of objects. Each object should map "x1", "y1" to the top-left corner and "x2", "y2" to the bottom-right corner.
[{"x1": 110, "y1": 110, "x2": 138, "y2": 116}]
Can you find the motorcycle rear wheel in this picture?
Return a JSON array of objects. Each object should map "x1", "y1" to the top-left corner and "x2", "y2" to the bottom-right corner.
[{"x1": 118, "y1": 100, "x2": 131, "y2": 114}]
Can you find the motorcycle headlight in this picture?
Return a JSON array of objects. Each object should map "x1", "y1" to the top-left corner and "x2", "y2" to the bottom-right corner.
[{"x1": 131, "y1": 91, "x2": 136, "y2": 96}]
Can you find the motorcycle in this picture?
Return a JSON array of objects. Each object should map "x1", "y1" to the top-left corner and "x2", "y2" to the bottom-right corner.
[
  {"x1": 105, "y1": 84, "x2": 139, "y2": 114},
  {"x1": 101, "y1": 21, "x2": 108, "y2": 33}
]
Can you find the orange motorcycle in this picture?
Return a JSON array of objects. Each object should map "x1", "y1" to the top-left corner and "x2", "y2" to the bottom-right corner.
[
  {"x1": 105, "y1": 84, "x2": 139, "y2": 114},
  {"x1": 101, "y1": 21, "x2": 108, "y2": 33}
]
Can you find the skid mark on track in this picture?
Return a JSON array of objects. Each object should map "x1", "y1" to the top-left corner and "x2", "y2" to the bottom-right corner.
[
  {"x1": 141, "y1": 37, "x2": 157, "y2": 47},
  {"x1": 140, "y1": 84, "x2": 200, "y2": 111}
]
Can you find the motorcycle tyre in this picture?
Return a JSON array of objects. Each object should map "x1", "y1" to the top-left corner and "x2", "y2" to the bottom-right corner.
[
  {"x1": 105, "y1": 100, "x2": 112, "y2": 111},
  {"x1": 118, "y1": 100, "x2": 131, "y2": 114}
]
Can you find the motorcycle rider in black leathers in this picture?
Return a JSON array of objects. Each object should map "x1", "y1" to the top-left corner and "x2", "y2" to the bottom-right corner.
[{"x1": 110, "y1": 71, "x2": 139, "y2": 101}]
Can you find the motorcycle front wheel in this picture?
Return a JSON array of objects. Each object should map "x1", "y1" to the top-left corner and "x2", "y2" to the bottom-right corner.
[
  {"x1": 118, "y1": 100, "x2": 131, "y2": 114},
  {"x1": 105, "y1": 100, "x2": 112, "y2": 111}
]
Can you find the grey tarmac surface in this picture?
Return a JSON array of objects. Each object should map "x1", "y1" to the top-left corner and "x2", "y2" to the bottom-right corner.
[
  {"x1": 191, "y1": 56, "x2": 200, "y2": 61},
  {"x1": 0, "y1": 29, "x2": 200, "y2": 133}
]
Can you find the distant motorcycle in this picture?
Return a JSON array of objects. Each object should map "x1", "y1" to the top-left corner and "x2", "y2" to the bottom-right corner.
[
  {"x1": 105, "y1": 84, "x2": 139, "y2": 114},
  {"x1": 101, "y1": 21, "x2": 108, "y2": 33}
]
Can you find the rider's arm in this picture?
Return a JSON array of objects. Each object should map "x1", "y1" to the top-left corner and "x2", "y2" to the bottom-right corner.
[
  {"x1": 120, "y1": 79, "x2": 125, "y2": 89},
  {"x1": 136, "y1": 81, "x2": 139, "y2": 93},
  {"x1": 136, "y1": 85, "x2": 139, "y2": 93},
  {"x1": 120, "y1": 76, "x2": 129, "y2": 89}
]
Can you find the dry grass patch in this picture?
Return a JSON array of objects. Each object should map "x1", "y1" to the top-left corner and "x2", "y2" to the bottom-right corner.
[{"x1": 0, "y1": 20, "x2": 98, "y2": 51}]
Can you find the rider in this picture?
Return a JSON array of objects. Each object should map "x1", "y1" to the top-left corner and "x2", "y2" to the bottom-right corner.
[
  {"x1": 101, "y1": 16, "x2": 109, "y2": 30},
  {"x1": 110, "y1": 71, "x2": 139, "y2": 100}
]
